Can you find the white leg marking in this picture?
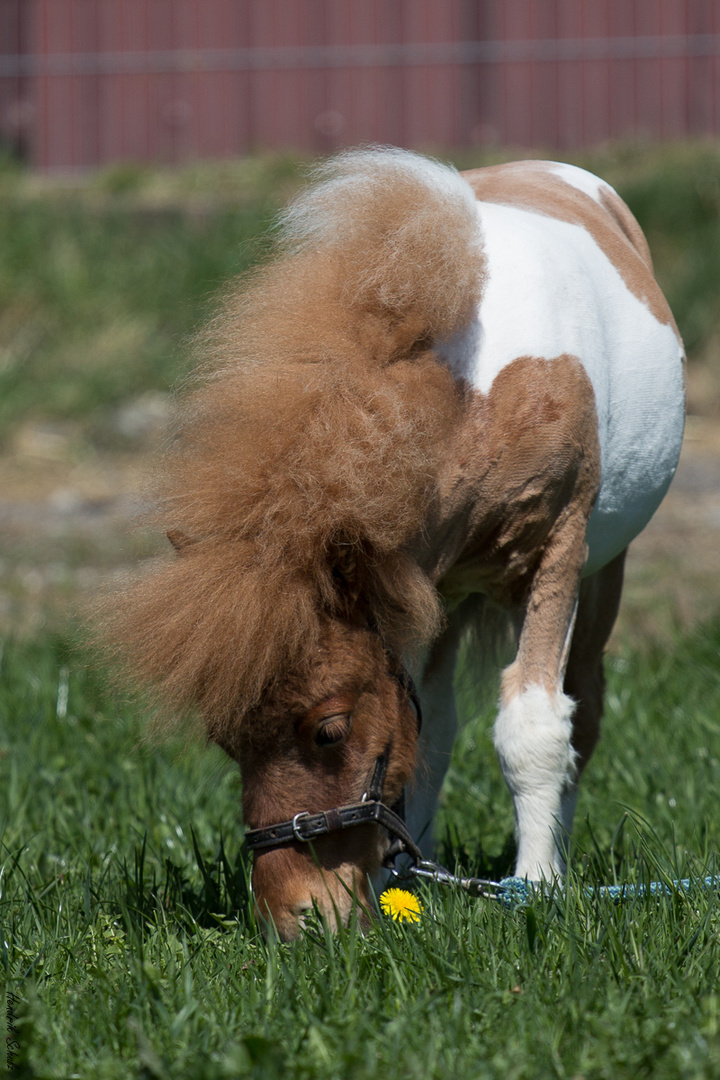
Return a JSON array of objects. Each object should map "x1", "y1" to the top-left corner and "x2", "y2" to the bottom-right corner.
[{"x1": 494, "y1": 685, "x2": 578, "y2": 880}]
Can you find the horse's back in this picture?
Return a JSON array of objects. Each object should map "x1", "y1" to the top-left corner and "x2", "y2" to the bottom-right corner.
[{"x1": 453, "y1": 160, "x2": 685, "y2": 575}]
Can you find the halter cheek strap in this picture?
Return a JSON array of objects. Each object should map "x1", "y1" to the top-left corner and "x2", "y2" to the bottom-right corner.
[{"x1": 244, "y1": 666, "x2": 423, "y2": 863}]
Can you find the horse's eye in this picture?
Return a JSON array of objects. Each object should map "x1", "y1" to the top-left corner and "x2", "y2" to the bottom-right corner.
[{"x1": 314, "y1": 715, "x2": 351, "y2": 747}]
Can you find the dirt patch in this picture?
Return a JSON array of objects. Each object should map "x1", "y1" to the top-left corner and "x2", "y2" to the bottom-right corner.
[
  {"x1": 0, "y1": 421, "x2": 162, "y2": 638},
  {"x1": 617, "y1": 415, "x2": 720, "y2": 644},
  {"x1": 1, "y1": 415, "x2": 718, "y2": 646}
]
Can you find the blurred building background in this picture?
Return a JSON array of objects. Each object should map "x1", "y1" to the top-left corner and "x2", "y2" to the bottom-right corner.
[{"x1": 1, "y1": 0, "x2": 719, "y2": 170}]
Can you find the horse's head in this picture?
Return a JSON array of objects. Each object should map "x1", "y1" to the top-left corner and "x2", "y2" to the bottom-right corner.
[{"x1": 219, "y1": 621, "x2": 419, "y2": 940}]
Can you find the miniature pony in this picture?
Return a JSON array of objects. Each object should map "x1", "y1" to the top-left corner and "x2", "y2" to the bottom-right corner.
[{"x1": 107, "y1": 149, "x2": 684, "y2": 938}]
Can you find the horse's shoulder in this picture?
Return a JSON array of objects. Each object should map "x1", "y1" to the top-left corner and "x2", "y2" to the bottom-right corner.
[{"x1": 426, "y1": 354, "x2": 601, "y2": 603}]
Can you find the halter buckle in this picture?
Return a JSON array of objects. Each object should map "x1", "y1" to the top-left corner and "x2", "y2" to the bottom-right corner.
[{"x1": 292, "y1": 812, "x2": 310, "y2": 842}]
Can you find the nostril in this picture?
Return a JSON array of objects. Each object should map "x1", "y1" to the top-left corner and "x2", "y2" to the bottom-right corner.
[{"x1": 292, "y1": 901, "x2": 315, "y2": 919}]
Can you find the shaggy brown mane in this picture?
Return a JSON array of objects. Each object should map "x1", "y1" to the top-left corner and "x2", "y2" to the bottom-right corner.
[{"x1": 103, "y1": 149, "x2": 486, "y2": 738}]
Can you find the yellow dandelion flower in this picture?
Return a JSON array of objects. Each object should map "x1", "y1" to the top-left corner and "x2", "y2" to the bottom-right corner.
[{"x1": 379, "y1": 888, "x2": 424, "y2": 923}]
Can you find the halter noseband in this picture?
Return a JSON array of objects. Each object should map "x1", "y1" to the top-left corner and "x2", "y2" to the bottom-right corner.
[
  {"x1": 244, "y1": 665, "x2": 514, "y2": 902},
  {"x1": 244, "y1": 665, "x2": 424, "y2": 864}
]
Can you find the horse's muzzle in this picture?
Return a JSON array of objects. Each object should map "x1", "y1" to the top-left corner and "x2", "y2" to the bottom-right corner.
[{"x1": 252, "y1": 846, "x2": 373, "y2": 940}]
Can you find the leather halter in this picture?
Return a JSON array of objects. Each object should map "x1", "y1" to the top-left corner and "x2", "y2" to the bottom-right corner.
[
  {"x1": 244, "y1": 665, "x2": 424, "y2": 864},
  {"x1": 243, "y1": 665, "x2": 513, "y2": 903}
]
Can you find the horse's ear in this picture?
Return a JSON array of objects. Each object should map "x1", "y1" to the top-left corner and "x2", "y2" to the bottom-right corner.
[
  {"x1": 167, "y1": 529, "x2": 195, "y2": 555},
  {"x1": 330, "y1": 543, "x2": 366, "y2": 615}
]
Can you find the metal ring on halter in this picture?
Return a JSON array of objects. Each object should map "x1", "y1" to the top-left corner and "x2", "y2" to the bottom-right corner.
[{"x1": 292, "y1": 812, "x2": 310, "y2": 842}]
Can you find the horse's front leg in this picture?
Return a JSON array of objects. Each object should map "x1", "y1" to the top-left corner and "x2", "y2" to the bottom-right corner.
[
  {"x1": 402, "y1": 604, "x2": 468, "y2": 860},
  {"x1": 493, "y1": 514, "x2": 590, "y2": 881}
]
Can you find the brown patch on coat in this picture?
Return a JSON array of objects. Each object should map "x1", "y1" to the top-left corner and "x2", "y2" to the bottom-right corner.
[
  {"x1": 99, "y1": 150, "x2": 482, "y2": 740},
  {"x1": 423, "y1": 354, "x2": 601, "y2": 610},
  {"x1": 424, "y1": 354, "x2": 600, "y2": 699},
  {"x1": 462, "y1": 161, "x2": 679, "y2": 336}
]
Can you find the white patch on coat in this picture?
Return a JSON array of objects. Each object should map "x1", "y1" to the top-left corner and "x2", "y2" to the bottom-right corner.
[
  {"x1": 440, "y1": 196, "x2": 685, "y2": 576},
  {"x1": 545, "y1": 161, "x2": 612, "y2": 204},
  {"x1": 436, "y1": 313, "x2": 484, "y2": 384},
  {"x1": 494, "y1": 685, "x2": 578, "y2": 880}
]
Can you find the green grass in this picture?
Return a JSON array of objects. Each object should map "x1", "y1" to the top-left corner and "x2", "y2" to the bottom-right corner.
[
  {"x1": 2, "y1": 140, "x2": 719, "y2": 1075},
  {"x1": 1, "y1": 142, "x2": 719, "y2": 443},
  {"x1": 2, "y1": 622, "x2": 720, "y2": 1078},
  {"x1": 0, "y1": 196, "x2": 272, "y2": 440},
  {"x1": 0, "y1": 154, "x2": 302, "y2": 441}
]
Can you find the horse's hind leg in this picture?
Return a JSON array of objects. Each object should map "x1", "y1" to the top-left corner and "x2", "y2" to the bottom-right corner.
[{"x1": 559, "y1": 548, "x2": 627, "y2": 850}]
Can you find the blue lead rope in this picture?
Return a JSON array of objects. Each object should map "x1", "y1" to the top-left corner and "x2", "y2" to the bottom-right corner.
[
  {"x1": 396, "y1": 859, "x2": 720, "y2": 907},
  {"x1": 497, "y1": 874, "x2": 720, "y2": 906}
]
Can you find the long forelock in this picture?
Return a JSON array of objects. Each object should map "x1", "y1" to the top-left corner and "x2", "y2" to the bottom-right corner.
[{"x1": 103, "y1": 148, "x2": 485, "y2": 738}]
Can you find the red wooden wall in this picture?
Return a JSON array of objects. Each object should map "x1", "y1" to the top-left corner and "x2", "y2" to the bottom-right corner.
[{"x1": 1, "y1": 0, "x2": 719, "y2": 170}]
